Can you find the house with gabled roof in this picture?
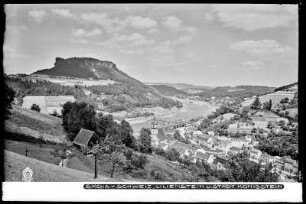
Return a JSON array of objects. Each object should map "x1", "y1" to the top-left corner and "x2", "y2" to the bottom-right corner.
[
  {"x1": 229, "y1": 146, "x2": 242, "y2": 155},
  {"x1": 193, "y1": 151, "x2": 215, "y2": 164},
  {"x1": 211, "y1": 156, "x2": 228, "y2": 171},
  {"x1": 249, "y1": 148, "x2": 262, "y2": 163},
  {"x1": 73, "y1": 128, "x2": 97, "y2": 149}
]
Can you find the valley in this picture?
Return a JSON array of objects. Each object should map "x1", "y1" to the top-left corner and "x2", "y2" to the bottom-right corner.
[{"x1": 4, "y1": 57, "x2": 299, "y2": 183}]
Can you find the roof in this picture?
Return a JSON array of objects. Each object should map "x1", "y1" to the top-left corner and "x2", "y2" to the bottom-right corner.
[
  {"x1": 194, "y1": 152, "x2": 212, "y2": 161},
  {"x1": 73, "y1": 128, "x2": 95, "y2": 148},
  {"x1": 252, "y1": 117, "x2": 267, "y2": 122},
  {"x1": 157, "y1": 128, "x2": 166, "y2": 140},
  {"x1": 230, "y1": 146, "x2": 241, "y2": 151},
  {"x1": 250, "y1": 148, "x2": 261, "y2": 154},
  {"x1": 187, "y1": 126, "x2": 198, "y2": 132}
]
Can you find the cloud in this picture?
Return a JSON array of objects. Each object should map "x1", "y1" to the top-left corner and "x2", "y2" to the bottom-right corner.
[
  {"x1": 124, "y1": 15, "x2": 158, "y2": 30},
  {"x1": 204, "y1": 13, "x2": 214, "y2": 21},
  {"x1": 212, "y1": 4, "x2": 297, "y2": 31},
  {"x1": 162, "y1": 16, "x2": 197, "y2": 34},
  {"x1": 52, "y1": 8, "x2": 76, "y2": 18},
  {"x1": 28, "y1": 9, "x2": 47, "y2": 23},
  {"x1": 162, "y1": 16, "x2": 183, "y2": 31},
  {"x1": 71, "y1": 28, "x2": 102, "y2": 38},
  {"x1": 229, "y1": 40, "x2": 294, "y2": 56},
  {"x1": 99, "y1": 33, "x2": 155, "y2": 54},
  {"x1": 80, "y1": 12, "x2": 158, "y2": 33},
  {"x1": 80, "y1": 13, "x2": 119, "y2": 33},
  {"x1": 241, "y1": 60, "x2": 263, "y2": 70},
  {"x1": 241, "y1": 60, "x2": 263, "y2": 66}
]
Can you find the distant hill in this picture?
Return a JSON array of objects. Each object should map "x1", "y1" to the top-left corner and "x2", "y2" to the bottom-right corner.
[
  {"x1": 274, "y1": 82, "x2": 298, "y2": 92},
  {"x1": 197, "y1": 85, "x2": 276, "y2": 99},
  {"x1": 146, "y1": 82, "x2": 213, "y2": 91},
  {"x1": 241, "y1": 82, "x2": 297, "y2": 108},
  {"x1": 32, "y1": 57, "x2": 142, "y2": 85},
  {"x1": 27, "y1": 57, "x2": 182, "y2": 112},
  {"x1": 150, "y1": 85, "x2": 188, "y2": 96}
]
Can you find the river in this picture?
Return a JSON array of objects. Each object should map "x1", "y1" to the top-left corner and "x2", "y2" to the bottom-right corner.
[{"x1": 130, "y1": 99, "x2": 216, "y2": 133}]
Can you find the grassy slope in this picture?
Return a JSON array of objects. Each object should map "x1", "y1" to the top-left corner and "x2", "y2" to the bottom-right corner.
[
  {"x1": 198, "y1": 86, "x2": 275, "y2": 98},
  {"x1": 241, "y1": 92, "x2": 295, "y2": 108},
  {"x1": 150, "y1": 85, "x2": 188, "y2": 96},
  {"x1": 5, "y1": 106, "x2": 67, "y2": 143},
  {"x1": 4, "y1": 150, "x2": 118, "y2": 182},
  {"x1": 5, "y1": 139, "x2": 192, "y2": 182}
]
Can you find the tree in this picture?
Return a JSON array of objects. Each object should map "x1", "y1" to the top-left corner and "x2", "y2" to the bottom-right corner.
[
  {"x1": 227, "y1": 152, "x2": 279, "y2": 182},
  {"x1": 198, "y1": 118, "x2": 211, "y2": 130},
  {"x1": 263, "y1": 100, "x2": 272, "y2": 111},
  {"x1": 280, "y1": 97, "x2": 289, "y2": 104},
  {"x1": 120, "y1": 120, "x2": 137, "y2": 150},
  {"x1": 268, "y1": 99, "x2": 273, "y2": 111},
  {"x1": 4, "y1": 84, "x2": 15, "y2": 119},
  {"x1": 251, "y1": 97, "x2": 261, "y2": 110},
  {"x1": 139, "y1": 128, "x2": 152, "y2": 153},
  {"x1": 174, "y1": 130, "x2": 185, "y2": 142},
  {"x1": 166, "y1": 148, "x2": 180, "y2": 161},
  {"x1": 278, "y1": 120, "x2": 286, "y2": 127},
  {"x1": 95, "y1": 113, "x2": 115, "y2": 140},
  {"x1": 98, "y1": 139, "x2": 127, "y2": 178},
  {"x1": 62, "y1": 101, "x2": 96, "y2": 141},
  {"x1": 31, "y1": 104, "x2": 41, "y2": 112}
]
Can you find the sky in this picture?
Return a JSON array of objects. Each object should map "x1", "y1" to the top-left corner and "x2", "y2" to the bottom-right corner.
[{"x1": 4, "y1": 4, "x2": 298, "y2": 87}]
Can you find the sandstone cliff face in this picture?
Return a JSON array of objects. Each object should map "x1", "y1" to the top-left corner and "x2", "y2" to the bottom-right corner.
[{"x1": 33, "y1": 57, "x2": 140, "y2": 84}]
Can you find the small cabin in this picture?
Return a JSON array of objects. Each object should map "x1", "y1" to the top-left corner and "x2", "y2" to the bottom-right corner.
[{"x1": 73, "y1": 128, "x2": 97, "y2": 150}]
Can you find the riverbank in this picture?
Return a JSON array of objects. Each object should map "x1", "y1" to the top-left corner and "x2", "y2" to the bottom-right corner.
[{"x1": 128, "y1": 100, "x2": 220, "y2": 134}]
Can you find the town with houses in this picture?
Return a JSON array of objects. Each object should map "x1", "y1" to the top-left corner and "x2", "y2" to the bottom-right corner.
[{"x1": 4, "y1": 73, "x2": 299, "y2": 183}]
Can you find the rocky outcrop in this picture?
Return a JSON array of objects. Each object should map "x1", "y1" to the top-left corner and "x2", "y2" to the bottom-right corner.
[{"x1": 32, "y1": 57, "x2": 141, "y2": 84}]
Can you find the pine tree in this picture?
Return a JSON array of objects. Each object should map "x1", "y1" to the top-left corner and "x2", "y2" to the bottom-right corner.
[
  {"x1": 251, "y1": 97, "x2": 261, "y2": 110},
  {"x1": 268, "y1": 99, "x2": 272, "y2": 111}
]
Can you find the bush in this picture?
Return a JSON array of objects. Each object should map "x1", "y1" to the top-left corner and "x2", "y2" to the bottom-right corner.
[
  {"x1": 165, "y1": 148, "x2": 180, "y2": 161},
  {"x1": 155, "y1": 148, "x2": 166, "y2": 157},
  {"x1": 129, "y1": 169, "x2": 148, "y2": 179},
  {"x1": 150, "y1": 169, "x2": 167, "y2": 181},
  {"x1": 31, "y1": 104, "x2": 41, "y2": 112}
]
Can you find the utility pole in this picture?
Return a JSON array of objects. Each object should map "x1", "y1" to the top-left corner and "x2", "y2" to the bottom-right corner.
[
  {"x1": 92, "y1": 144, "x2": 100, "y2": 179},
  {"x1": 94, "y1": 153, "x2": 98, "y2": 179},
  {"x1": 25, "y1": 145, "x2": 29, "y2": 157}
]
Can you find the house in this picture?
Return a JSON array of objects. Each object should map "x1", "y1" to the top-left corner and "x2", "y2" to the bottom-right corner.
[
  {"x1": 259, "y1": 153, "x2": 274, "y2": 166},
  {"x1": 158, "y1": 143, "x2": 169, "y2": 151},
  {"x1": 193, "y1": 130, "x2": 204, "y2": 137},
  {"x1": 73, "y1": 128, "x2": 96, "y2": 149},
  {"x1": 276, "y1": 117, "x2": 289, "y2": 125},
  {"x1": 207, "y1": 131, "x2": 215, "y2": 137},
  {"x1": 168, "y1": 140, "x2": 198, "y2": 158},
  {"x1": 212, "y1": 113, "x2": 237, "y2": 123},
  {"x1": 251, "y1": 117, "x2": 268, "y2": 129},
  {"x1": 186, "y1": 126, "x2": 198, "y2": 133},
  {"x1": 211, "y1": 156, "x2": 228, "y2": 171},
  {"x1": 151, "y1": 128, "x2": 166, "y2": 148},
  {"x1": 282, "y1": 157, "x2": 298, "y2": 177},
  {"x1": 228, "y1": 122, "x2": 254, "y2": 134},
  {"x1": 22, "y1": 95, "x2": 75, "y2": 115},
  {"x1": 229, "y1": 146, "x2": 242, "y2": 155},
  {"x1": 249, "y1": 148, "x2": 262, "y2": 163},
  {"x1": 193, "y1": 151, "x2": 215, "y2": 164},
  {"x1": 272, "y1": 156, "x2": 299, "y2": 177}
]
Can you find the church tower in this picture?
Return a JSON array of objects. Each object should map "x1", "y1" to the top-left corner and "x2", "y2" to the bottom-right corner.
[{"x1": 151, "y1": 120, "x2": 158, "y2": 136}]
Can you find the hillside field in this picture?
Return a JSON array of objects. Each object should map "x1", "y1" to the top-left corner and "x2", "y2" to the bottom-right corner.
[
  {"x1": 4, "y1": 150, "x2": 118, "y2": 182},
  {"x1": 242, "y1": 92, "x2": 295, "y2": 108},
  {"x1": 5, "y1": 105, "x2": 67, "y2": 143}
]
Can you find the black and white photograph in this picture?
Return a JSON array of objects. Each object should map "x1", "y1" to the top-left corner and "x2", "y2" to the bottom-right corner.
[{"x1": 2, "y1": 3, "x2": 302, "y2": 202}]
